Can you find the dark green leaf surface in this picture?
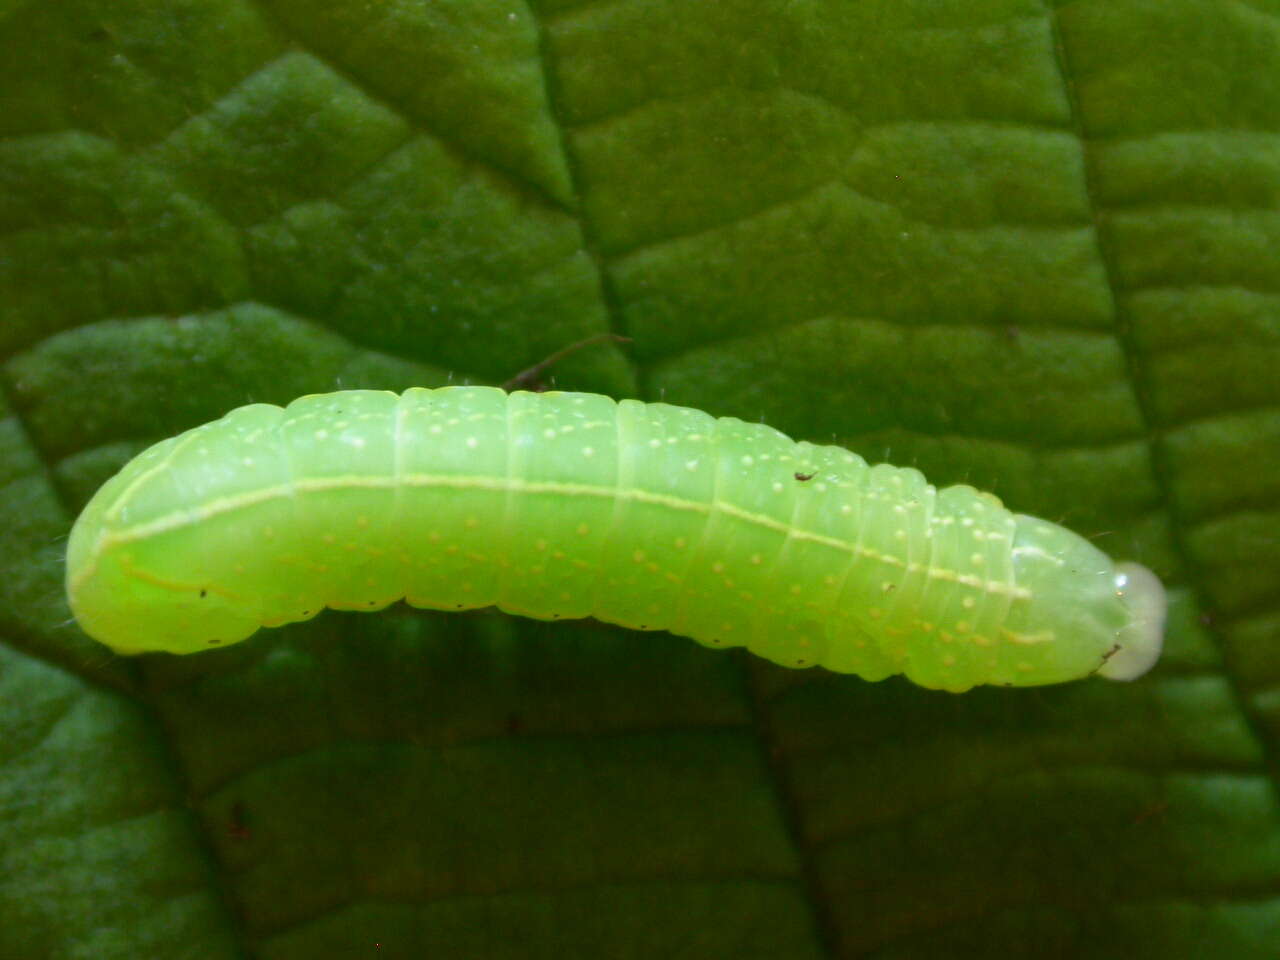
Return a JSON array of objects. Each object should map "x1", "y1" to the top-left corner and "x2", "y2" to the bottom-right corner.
[{"x1": 3, "y1": 1, "x2": 1279, "y2": 957}]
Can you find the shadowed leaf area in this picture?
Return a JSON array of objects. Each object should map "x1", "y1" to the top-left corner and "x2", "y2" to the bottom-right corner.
[{"x1": 3, "y1": 1, "x2": 1280, "y2": 957}]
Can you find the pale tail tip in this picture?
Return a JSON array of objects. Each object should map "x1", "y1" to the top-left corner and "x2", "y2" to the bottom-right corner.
[{"x1": 1098, "y1": 562, "x2": 1166, "y2": 682}]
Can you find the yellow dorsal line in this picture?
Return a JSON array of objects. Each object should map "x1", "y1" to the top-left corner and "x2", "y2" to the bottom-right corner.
[{"x1": 73, "y1": 473, "x2": 1033, "y2": 601}]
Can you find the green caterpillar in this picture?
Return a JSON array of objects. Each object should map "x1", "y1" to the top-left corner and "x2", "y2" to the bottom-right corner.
[{"x1": 65, "y1": 387, "x2": 1165, "y2": 692}]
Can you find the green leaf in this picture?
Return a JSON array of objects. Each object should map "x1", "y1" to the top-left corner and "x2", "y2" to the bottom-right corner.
[{"x1": 4, "y1": 1, "x2": 1280, "y2": 957}]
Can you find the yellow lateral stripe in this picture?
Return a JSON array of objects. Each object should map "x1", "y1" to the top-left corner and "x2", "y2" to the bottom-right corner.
[{"x1": 77, "y1": 473, "x2": 1032, "y2": 601}]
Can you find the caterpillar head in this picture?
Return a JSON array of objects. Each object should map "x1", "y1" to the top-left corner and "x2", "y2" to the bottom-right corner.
[{"x1": 1098, "y1": 562, "x2": 1166, "y2": 682}]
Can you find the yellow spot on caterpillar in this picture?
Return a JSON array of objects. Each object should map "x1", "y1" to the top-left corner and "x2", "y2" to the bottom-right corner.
[
  {"x1": 971, "y1": 553, "x2": 984, "y2": 566},
  {"x1": 576, "y1": 523, "x2": 590, "y2": 536},
  {"x1": 633, "y1": 550, "x2": 646, "y2": 563},
  {"x1": 790, "y1": 584, "x2": 802, "y2": 595},
  {"x1": 750, "y1": 553, "x2": 763, "y2": 565},
  {"x1": 674, "y1": 537, "x2": 687, "y2": 549},
  {"x1": 868, "y1": 607, "x2": 883, "y2": 619},
  {"x1": 357, "y1": 516, "x2": 370, "y2": 528},
  {"x1": 957, "y1": 620, "x2": 972, "y2": 633},
  {"x1": 1002, "y1": 629, "x2": 1054, "y2": 646},
  {"x1": 465, "y1": 516, "x2": 479, "y2": 529},
  {"x1": 712, "y1": 561, "x2": 725, "y2": 574},
  {"x1": 428, "y1": 531, "x2": 441, "y2": 543},
  {"x1": 323, "y1": 534, "x2": 336, "y2": 544},
  {"x1": 962, "y1": 596, "x2": 976, "y2": 609},
  {"x1": 535, "y1": 539, "x2": 548, "y2": 551}
]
